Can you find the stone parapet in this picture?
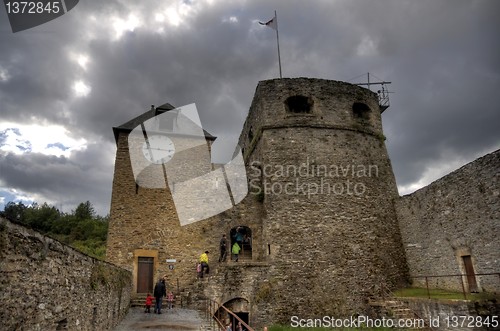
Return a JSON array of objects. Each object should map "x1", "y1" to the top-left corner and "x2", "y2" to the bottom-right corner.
[{"x1": 0, "y1": 218, "x2": 132, "y2": 330}]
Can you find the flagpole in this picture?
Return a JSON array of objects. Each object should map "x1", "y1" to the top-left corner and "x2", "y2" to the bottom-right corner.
[{"x1": 275, "y1": 10, "x2": 282, "y2": 78}]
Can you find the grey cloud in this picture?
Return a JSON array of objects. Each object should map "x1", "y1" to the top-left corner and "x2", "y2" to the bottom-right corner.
[
  {"x1": 1, "y1": 0, "x2": 499, "y2": 214},
  {"x1": 0, "y1": 143, "x2": 114, "y2": 215}
]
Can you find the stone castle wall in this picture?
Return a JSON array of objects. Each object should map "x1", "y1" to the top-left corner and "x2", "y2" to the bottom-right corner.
[
  {"x1": 0, "y1": 217, "x2": 132, "y2": 331},
  {"x1": 396, "y1": 149, "x2": 500, "y2": 292},
  {"x1": 107, "y1": 130, "x2": 256, "y2": 295},
  {"x1": 107, "y1": 78, "x2": 411, "y2": 327},
  {"x1": 105, "y1": 77, "x2": 498, "y2": 328}
]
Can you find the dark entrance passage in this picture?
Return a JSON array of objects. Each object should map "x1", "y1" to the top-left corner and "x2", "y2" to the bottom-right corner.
[
  {"x1": 217, "y1": 298, "x2": 250, "y2": 329},
  {"x1": 462, "y1": 255, "x2": 478, "y2": 293},
  {"x1": 229, "y1": 312, "x2": 249, "y2": 330},
  {"x1": 137, "y1": 257, "x2": 154, "y2": 293},
  {"x1": 230, "y1": 226, "x2": 252, "y2": 261},
  {"x1": 233, "y1": 312, "x2": 249, "y2": 326}
]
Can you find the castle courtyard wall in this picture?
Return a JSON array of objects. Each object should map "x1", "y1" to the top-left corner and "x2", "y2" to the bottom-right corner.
[
  {"x1": 0, "y1": 218, "x2": 132, "y2": 330},
  {"x1": 396, "y1": 149, "x2": 500, "y2": 292}
]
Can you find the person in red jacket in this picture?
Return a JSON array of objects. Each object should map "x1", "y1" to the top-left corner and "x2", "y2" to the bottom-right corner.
[
  {"x1": 167, "y1": 291, "x2": 174, "y2": 309},
  {"x1": 145, "y1": 293, "x2": 154, "y2": 313}
]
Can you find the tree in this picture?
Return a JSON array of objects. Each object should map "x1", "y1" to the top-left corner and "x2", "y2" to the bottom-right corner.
[
  {"x1": 74, "y1": 201, "x2": 95, "y2": 221},
  {"x1": 24, "y1": 202, "x2": 60, "y2": 233},
  {"x1": 2, "y1": 200, "x2": 108, "y2": 260},
  {"x1": 3, "y1": 201, "x2": 27, "y2": 223}
]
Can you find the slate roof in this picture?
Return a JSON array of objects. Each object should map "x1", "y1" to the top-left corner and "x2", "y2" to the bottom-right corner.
[{"x1": 112, "y1": 103, "x2": 216, "y2": 143}]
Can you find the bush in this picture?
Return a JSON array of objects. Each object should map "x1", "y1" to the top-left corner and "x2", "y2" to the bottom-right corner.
[{"x1": 2, "y1": 201, "x2": 108, "y2": 260}]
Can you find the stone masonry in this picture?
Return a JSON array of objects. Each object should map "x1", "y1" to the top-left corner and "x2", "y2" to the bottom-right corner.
[
  {"x1": 235, "y1": 78, "x2": 409, "y2": 323},
  {"x1": 0, "y1": 217, "x2": 132, "y2": 330},
  {"x1": 396, "y1": 149, "x2": 500, "y2": 292},
  {"x1": 1, "y1": 78, "x2": 497, "y2": 330},
  {"x1": 106, "y1": 78, "x2": 410, "y2": 327},
  {"x1": 106, "y1": 78, "x2": 498, "y2": 328}
]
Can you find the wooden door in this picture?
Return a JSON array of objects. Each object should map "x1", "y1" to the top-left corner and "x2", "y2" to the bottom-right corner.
[
  {"x1": 137, "y1": 257, "x2": 154, "y2": 293},
  {"x1": 462, "y1": 255, "x2": 478, "y2": 293}
]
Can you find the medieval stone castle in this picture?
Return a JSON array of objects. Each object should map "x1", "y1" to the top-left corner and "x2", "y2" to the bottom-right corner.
[{"x1": 106, "y1": 78, "x2": 499, "y2": 327}]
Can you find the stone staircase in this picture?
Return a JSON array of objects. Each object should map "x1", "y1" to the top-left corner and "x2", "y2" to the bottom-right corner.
[
  {"x1": 130, "y1": 293, "x2": 182, "y2": 309},
  {"x1": 127, "y1": 260, "x2": 257, "y2": 330},
  {"x1": 369, "y1": 298, "x2": 433, "y2": 330},
  {"x1": 199, "y1": 319, "x2": 217, "y2": 331}
]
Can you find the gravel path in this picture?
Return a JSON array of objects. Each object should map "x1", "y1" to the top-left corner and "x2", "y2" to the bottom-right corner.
[{"x1": 114, "y1": 307, "x2": 212, "y2": 331}]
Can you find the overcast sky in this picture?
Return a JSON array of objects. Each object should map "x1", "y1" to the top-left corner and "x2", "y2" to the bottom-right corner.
[{"x1": 0, "y1": 0, "x2": 499, "y2": 216}]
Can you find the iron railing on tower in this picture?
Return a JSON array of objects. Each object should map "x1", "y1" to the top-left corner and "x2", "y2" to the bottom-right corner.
[{"x1": 352, "y1": 72, "x2": 392, "y2": 113}]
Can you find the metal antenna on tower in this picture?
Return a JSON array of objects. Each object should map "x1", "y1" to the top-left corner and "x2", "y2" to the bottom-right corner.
[{"x1": 354, "y1": 72, "x2": 393, "y2": 112}]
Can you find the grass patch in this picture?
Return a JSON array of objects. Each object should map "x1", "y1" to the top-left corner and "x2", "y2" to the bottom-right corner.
[
  {"x1": 393, "y1": 287, "x2": 498, "y2": 301},
  {"x1": 270, "y1": 325, "x2": 393, "y2": 331}
]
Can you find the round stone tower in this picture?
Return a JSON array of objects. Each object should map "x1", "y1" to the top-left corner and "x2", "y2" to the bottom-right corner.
[{"x1": 239, "y1": 78, "x2": 408, "y2": 322}]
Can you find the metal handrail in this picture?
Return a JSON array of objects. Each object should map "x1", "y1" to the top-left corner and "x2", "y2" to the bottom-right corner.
[
  {"x1": 378, "y1": 282, "x2": 436, "y2": 331},
  {"x1": 209, "y1": 301, "x2": 226, "y2": 331},
  {"x1": 411, "y1": 272, "x2": 500, "y2": 300},
  {"x1": 203, "y1": 296, "x2": 254, "y2": 331}
]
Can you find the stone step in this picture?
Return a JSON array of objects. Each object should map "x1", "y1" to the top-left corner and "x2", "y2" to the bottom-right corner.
[
  {"x1": 130, "y1": 297, "x2": 180, "y2": 308},
  {"x1": 369, "y1": 298, "x2": 432, "y2": 331}
]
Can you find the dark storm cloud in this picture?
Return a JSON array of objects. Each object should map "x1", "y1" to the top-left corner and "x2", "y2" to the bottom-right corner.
[
  {"x1": 1, "y1": 0, "x2": 499, "y2": 214},
  {"x1": 62, "y1": 2, "x2": 280, "y2": 152},
  {"x1": 0, "y1": 36, "x2": 72, "y2": 124},
  {"x1": 379, "y1": 0, "x2": 500, "y2": 186},
  {"x1": 0, "y1": 143, "x2": 113, "y2": 214}
]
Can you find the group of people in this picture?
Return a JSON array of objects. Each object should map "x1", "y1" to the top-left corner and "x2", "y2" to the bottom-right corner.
[
  {"x1": 219, "y1": 228, "x2": 251, "y2": 263},
  {"x1": 196, "y1": 228, "x2": 252, "y2": 279},
  {"x1": 219, "y1": 234, "x2": 241, "y2": 262},
  {"x1": 144, "y1": 277, "x2": 175, "y2": 314},
  {"x1": 226, "y1": 321, "x2": 246, "y2": 331},
  {"x1": 146, "y1": 229, "x2": 253, "y2": 313}
]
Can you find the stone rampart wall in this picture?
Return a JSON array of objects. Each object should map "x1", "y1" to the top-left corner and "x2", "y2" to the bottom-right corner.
[
  {"x1": 0, "y1": 218, "x2": 132, "y2": 330},
  {"x1": 396, "y1": 149, "x2": 500, "y2": 292},
  {"x1": 401, "y1": 297, "x2": 500, "y2": 331}
]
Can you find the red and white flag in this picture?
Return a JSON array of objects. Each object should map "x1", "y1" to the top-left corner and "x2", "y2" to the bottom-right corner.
[{"x1": 259, "y1": 16, "x2": 277, "y2": 31}]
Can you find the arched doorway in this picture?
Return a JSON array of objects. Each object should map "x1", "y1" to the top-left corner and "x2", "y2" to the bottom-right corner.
[
  {"x1": 215, "y1": 297, "x2": 250, "y2": 329},
  {"x1": 230, "y1": 226, "x2": 252, "y2": 261}
]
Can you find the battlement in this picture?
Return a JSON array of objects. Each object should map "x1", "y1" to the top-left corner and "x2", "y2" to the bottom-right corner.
[{"x1": 240, "y1": 78, "x2": 384, "y2": 159}]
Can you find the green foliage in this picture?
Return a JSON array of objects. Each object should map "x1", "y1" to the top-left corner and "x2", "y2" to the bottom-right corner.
[
  {"x1": 3, "y1": 201, "x2": 27, "y2": 223},
  {"x1": 393, "y1": 287, "x2": 499, "y2": 301},
  {"x1": 270, "y1": 325, "x2": 393, "y2": 331},
  {"x1": 90, "y1": 263, "x2": 110, "y2": 289},
  {"x1": 2, "y1": 200, "x2": 108, "y2": 260},
  {"x1": 74, "y1": 201, "x2": 96, "y2": 220},
  {"x1": 72, "y1": 239, "x2": 107, "y2": 258},
  {"x1": 90, "y1": 262, "x2": 131, "y2": 292},
  {"x1": 375, "y1": 132, "x2": 386, "y2": 142},
  {"x1": 255, "y1": 282, "x2": 272, "y2": 303}
]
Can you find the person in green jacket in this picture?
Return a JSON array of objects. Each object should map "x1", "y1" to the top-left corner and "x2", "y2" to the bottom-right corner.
[{"x1": 232, "y1": 242, "x2": 241, "y2": 262}]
